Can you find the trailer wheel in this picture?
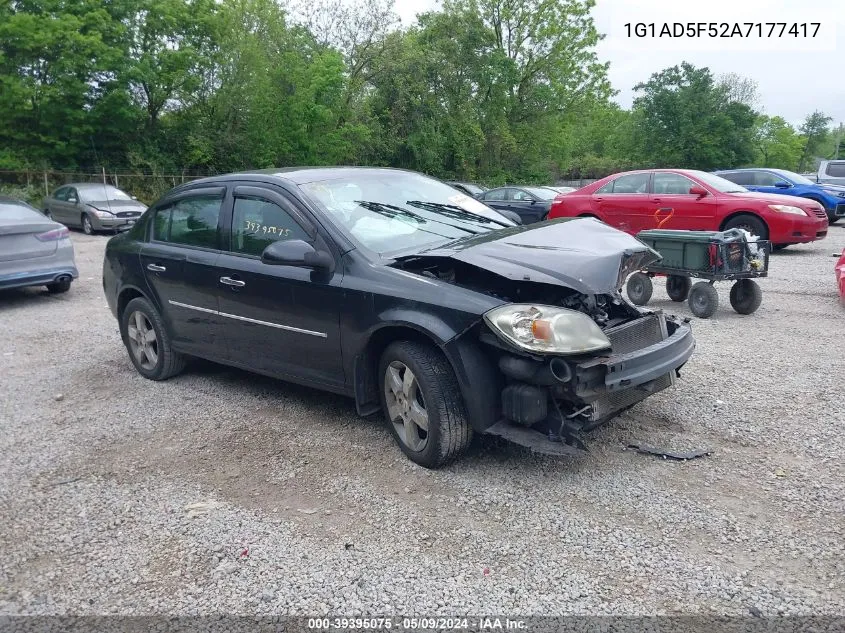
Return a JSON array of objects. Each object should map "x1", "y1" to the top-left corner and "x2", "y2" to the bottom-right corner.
[
  {"x1": 689, "y1": 282, "x2": 719, "y2": 318},
  {"x1": 666, "y1": 275, "x2": 691, "y2": 302},
  {"x1": 626, "y1": 273, "x2": 653, "y2": 306},
  {"x1": 729, "y1": 279, "x2": 762, "y2": 315}
]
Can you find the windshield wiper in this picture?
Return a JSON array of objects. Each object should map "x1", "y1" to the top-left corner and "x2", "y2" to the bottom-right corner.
[
  {"x1": 355, "y1": 201, "x2": 482, "y2": 236},
  {"x1": 405, "y1": 200, "x2": 509, "y2": 228}
]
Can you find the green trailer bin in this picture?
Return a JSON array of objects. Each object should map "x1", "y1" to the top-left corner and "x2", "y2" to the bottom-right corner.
[
  {"x1": 636, "y1": 229, "x2": 723, "y2": 271},
  {"x1": 626, "y1": 229, "x2": 770, "y2": 319}
]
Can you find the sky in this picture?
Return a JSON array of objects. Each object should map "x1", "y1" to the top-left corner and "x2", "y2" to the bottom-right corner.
[{"x1": 391, "y1": 0, "x2": 845, "y2": 128}]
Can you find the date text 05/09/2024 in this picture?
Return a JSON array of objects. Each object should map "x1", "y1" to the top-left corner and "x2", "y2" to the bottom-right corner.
[
  {"x1": 624, "y1": 22, "x2": 821, "y2": 39},
  {"x1": 307, "y1": 617, "x2": 527, "y2": 630}
]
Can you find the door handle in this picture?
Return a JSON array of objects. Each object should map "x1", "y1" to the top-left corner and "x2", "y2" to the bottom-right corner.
[
  {"x1": 220, "y1": 276, "x2": 246, "y2": 288},
  {"x1": 146, "y1": 264, "x2": 166, "y2": 273}
]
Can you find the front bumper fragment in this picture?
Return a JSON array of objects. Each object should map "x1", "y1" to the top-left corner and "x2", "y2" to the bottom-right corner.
[{"x1": 575, "y1": 315, "x2": 695, "y2": 396}]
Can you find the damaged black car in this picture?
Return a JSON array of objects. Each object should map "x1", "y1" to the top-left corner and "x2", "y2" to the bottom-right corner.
[{"x1": 103, "y1": 167, "x2": 695, "y2": 468}]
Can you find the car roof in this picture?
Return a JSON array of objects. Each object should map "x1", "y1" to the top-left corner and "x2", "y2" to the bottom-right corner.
[{"x1": 183, "y1": 166, "x2": 419, "y2": 188}]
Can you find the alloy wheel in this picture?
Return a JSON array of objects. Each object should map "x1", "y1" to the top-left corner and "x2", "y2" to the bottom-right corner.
[
  {"x1": 384, "y1": 361, "x2": 429, "y2": 452},
  {"x1": 126, "y1": 310, "x2": 159, "y2": 370}
]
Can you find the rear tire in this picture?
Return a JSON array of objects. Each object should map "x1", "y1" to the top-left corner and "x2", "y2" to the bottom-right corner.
[
  {"x1": 46, "y1": 278, "x2": 71, "y2": 294},
  {"x1": 378, "y1": 341, "x2": 472, "y2": 469},
  {"x1": 121, "y1": 297, "x2": 186, "y2": 380},
  {"x1": 723, "y1": 214, "x2": 768, "y2": 240},
  {"x1": 666, "y1": 275, "x2": 691, "y2": 302},
  {"x1": 729, "y1": 279, "x2": 762, "y2": 315},
  {"x1": 688, "y1": 282, "x2": 719, "y2": 319},
  {"x1": 82, "y1": 214, "x2": 94, "y2": 235},
  {"x1": 626, "y1": 273, "x2": 653, "y2": 306}
]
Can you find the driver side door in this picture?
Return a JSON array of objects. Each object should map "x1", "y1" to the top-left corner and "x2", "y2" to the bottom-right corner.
[
  {"x1": 509, "y1": 189, "x2": 546, "y2": 224},
  {"x1": 215, "y1": 184, "x2": 345, "y2": 390}
]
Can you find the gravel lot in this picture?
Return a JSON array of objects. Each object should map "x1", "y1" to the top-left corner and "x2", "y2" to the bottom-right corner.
[{"x1": 1, "y1": 226, "x2": 844, "y2": 617}]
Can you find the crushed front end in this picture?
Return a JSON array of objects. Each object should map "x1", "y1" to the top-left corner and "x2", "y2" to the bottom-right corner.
[{"x1": 482, "y1": 307, "x2": 694, "y2": 454}]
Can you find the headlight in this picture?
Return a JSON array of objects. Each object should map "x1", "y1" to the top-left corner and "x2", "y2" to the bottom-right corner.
[
  {"x1": 484, "y1": 304, "x2": 611, "y2": 355},
  {"x1": 768, "y1": 204, "x2": 808, "y2": 216},
  {"x1": 92, "y1": 208, "x2": 114, "y2": 218}
]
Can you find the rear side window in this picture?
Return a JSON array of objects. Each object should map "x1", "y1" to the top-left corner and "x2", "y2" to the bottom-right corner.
[
  {"x1": 826, "y1": 162, "x2": 845, "y2": 178},
  {"x1": 605, "y1": 173, "x2": 650, "y2": 194},
  {"x1": 231, "y1": 196, "x2": 310, "y2": 257},
  {"x1": 484, "y1": 189, "x2": 506, "y2": 201},
  {"x1": 152, "y1": 195, "x2": 222, "y2": 249},
  {"x1": 719, "y1": 171, "x2": 753, "y2": 186}
]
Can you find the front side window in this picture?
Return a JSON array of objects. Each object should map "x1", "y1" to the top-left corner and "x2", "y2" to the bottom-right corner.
[
  {"x1": 653, "y1": 173, "x2": 696, "y2": 195},
  {"x1": 231, "y1": 196, "x2": 310, "y2": 256},
  {"x1": 608, "y1": 173, "x2": 650, "y2": 194},
  {"x1": 152, "y1": 195, "x2": 222, "y2": 248},
  {"x1": 511, "y1": 189, "x2": 534, "y2": 201},
  {"x1": 755, "y1": 171, "x2": 784, "y2": 187},
  {"x1": 53, "y1": 187, "x2": 69, "y2": 201}
]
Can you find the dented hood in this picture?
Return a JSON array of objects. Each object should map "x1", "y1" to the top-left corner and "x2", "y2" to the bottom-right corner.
[{"x1": 398, "y1": 218, "x2": 661, "y2": 295}]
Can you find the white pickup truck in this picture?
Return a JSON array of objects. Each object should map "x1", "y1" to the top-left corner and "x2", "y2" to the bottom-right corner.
[{"x1": 816, "y1": 160, "x2": 845, "y2": 185}]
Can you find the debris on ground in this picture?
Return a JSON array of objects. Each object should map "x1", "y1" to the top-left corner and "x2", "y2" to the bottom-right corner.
[
  {"x1": 184, "y1": 501, "x2": 220, "y2": 518},
  {"x1": 625, "y1": 443, "x2": 713, "y2": 461}
]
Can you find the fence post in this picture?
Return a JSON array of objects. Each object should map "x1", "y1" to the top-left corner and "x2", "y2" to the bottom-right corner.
[
  {"x1": 43, "y1": 171, "x2": 49, "y2": 197},
  {"x1": 114, "y1": 173, "x2": 119, "y2": 189}
]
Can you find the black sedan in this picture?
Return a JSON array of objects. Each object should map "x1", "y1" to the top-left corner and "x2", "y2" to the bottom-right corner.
[
  {"x1": 103, "y1": 168, "x2": 695, "y2": 468},
  {"x1": 478, "y1": 186, "x2": 560, "y2": 224}
]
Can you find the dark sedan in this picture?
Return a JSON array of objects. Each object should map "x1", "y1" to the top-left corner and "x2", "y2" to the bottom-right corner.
[
  {"x1": 478, "y1": 186, "x2": 559, "y2": 224},
  {"x1": 103, "y1": 168, "x2": 695, "y2": 468}
]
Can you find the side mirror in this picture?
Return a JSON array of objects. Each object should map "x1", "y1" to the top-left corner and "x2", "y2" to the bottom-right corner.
[
  {"x1": 68, "y1": 196, "x2": 78, "y2": 204},
  {"x1": 774, "y1": 181, "x2": 791, "y2": 189},
  {"x1": 528, "y1": 198, "x2": 537, "y2": 204},
  {"x1": 261, "y1": 239, "x2": 334, "y2": 272},
  {"x1": 688, "y1": 186, "x2": 708, "y2": 197}
]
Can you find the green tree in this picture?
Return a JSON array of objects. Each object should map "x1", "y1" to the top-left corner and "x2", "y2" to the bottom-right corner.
[
  {"x1": 797, "y1": 110, "x2": 832, "y2": 171},
  {"x1": 632, "y1": 62, "x2": 757, "y2": 170},
  {"x1": 0, "y1": 0, "x2": 125, "y2": 167},
  {"x1": 752, "y1": 115, "x2": 803, "y2": 169}
]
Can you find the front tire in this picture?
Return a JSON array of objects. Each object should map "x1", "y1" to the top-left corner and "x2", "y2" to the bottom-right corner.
[
  {"x1": 378, "y1": 341, "x2": 472, "y2": 468},
  {"x1": 723, "y1": 214, "x2": 768, "y2": 240},
  {"x1": 121, "y1": 297, "x2": 186, "y2": 380},
  {"x1": 82, "y1": 214, "x2": 94, "y2": 235},
  {"x1": 689, "y1": 282, "x2": 719, "y2": 319},
  {"x1": 729, "y1": 279, "x2": 763, "y2": 315},
  {"x1": 626, "y1": 273, "x2": 653, "y2": 306}
]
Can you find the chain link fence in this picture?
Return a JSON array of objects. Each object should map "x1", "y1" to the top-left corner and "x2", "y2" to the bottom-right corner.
[{"x1": 0, "y1": 169, "x2": 218, "y2": 207}]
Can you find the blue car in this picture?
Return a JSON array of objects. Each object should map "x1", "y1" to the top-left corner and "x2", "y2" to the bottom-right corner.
[{"x1": 715, "y1": 168, "x2": 845, "y2": 224}]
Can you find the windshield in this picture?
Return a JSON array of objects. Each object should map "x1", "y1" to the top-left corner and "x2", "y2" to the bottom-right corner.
[
  {"x1": 82, "y1": 185, "x2": 132, "y2": 201},
  {"x1": 688, "y1": 171, "x2": 748, "y2": 193},
  {"x1": 524, "y1": 186, "x2": 558, "y2": 200},
  {"x1": 300, "y1": 172, "x2": 514, "y2": 256},
  {"x1": 771, "y1": 169, "x2": 814, "y2": 185}
]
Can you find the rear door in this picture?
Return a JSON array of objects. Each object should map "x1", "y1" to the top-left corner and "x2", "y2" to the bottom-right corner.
[
  {"x1": 649, "y1": 172, "x2": 716, "y2": 230},
  {"x1": 509, "y1": 188, "x2": 546, "y2": 224},
  {"x1": 139, "y1": 187, "x2": 228, "y2": 357},
  {"x1": 215, "y1": 184, "x2": 345, "y2": 389},
  {"x1": 593, "y1": 173, "x2": 652, "y2": 233},
  {"x1": 49, "y1": 187, "x2": 70, "y2": 224}
]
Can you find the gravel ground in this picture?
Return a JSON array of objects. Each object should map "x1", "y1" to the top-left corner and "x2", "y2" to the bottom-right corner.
[{"x1": 1, "y1": 227, "x2": 844, "y2": 617}]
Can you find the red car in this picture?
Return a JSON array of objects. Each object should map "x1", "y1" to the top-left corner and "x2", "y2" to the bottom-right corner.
[
  {"x1": 836, "y1": 249, "x2": 845, "y2": 305},
  {"x1": 548, "y1": 169, "x2": 828, "y2": 248}
]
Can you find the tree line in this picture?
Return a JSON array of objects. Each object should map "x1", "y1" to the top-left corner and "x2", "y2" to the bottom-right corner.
[{"x1": 1, "y1": 0, "x2": 840, "y2": 188}]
